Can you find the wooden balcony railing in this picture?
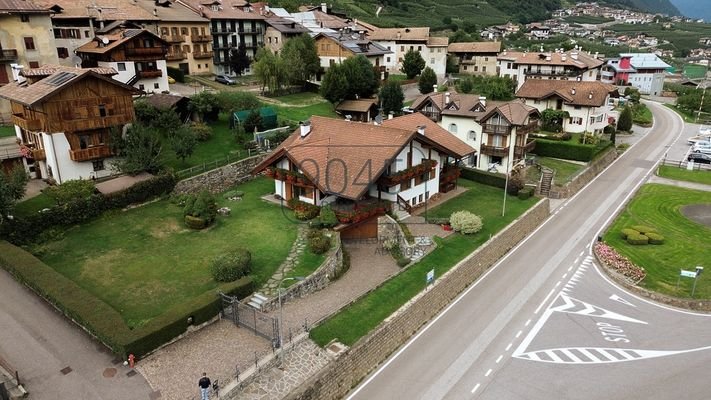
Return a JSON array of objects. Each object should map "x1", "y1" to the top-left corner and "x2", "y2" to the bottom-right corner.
[
  {"x1": 161, "y1": 34, "x2": 186, "y2": 43},
  {"x1": 192, "y1": 35, "x2": 212, "y2": 42},
  {"x1": 11, "y1": 114, "x2": 42, "y2": 131},
  {"x1": 125, "y1": 47, "x2": 166, "y2": 56},
  {"x1": 480, "y1": 144, "x2": 510, "y2": 157},
  {"x1": 138, "y1": 70, "x2": 163, "y2": 78},
  {"x1": 0, "y1": 49, "x2": 18, "y2": 62},
  {"x1": 482, "y1": 124, "x2": 511, "y2": 135},
  {"x1": 69, "y1": 145, "x2": 113, "y2": 162},
  {"x1": 166, "y1": 51, "x2": 186, "y2": 60},
  {"x1": 192, "y1": 51, "x2": 213, "y2": 59},
  {"x1": 514, "y1": 140, "x2": 536, "y2": 158},
  {"x1": 518, "y1": 121, "x2": 540, "y2": 135}
]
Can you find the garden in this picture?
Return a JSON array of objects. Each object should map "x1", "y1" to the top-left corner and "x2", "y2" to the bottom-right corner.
[
  {"x1": 310, "y1": 179, "x2": 539, "y2": 346},
  {"x1": 657, "y1": 165, "x2": 711, "y2": 186},
  {"x1": 601, "y1": 184, "x2": 711, "y2": 299}
]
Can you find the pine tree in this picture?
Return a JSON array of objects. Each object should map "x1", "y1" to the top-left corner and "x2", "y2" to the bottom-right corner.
[
  {"x1": 418, "y1": 67, "x2": 437, "y2": 94},
  {"x1": 401, "y1": 49, "x2": 426, "y2": 79},
  {"x1": 618, "y1": 106, "x2": 633, "y2": 132}
]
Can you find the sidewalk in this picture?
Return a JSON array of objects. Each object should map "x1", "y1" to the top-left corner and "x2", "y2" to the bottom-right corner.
[{"x1": 647, "y1": 175, "x2": 711, "y2": 192}]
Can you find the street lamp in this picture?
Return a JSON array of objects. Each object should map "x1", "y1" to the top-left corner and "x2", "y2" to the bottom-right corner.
[{"x1": 278, "y1": 276, "x2": 304, "y2": 348}]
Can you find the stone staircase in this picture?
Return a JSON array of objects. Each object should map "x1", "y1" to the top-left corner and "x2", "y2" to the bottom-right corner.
[
  {"x1": 392, "y1": 207, "x2": 411, "y2": 221},
  {"x1": 539, "y1": 167, "x2": 554, "y2": 197},
  {"x1": 246, "y1": 293, "x2": 269, "y2": 310}
]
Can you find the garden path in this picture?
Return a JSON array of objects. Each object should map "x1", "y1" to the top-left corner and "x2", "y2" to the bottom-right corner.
[{"x1": 259, "y1": 226, "x2": 309, "y2": 297}]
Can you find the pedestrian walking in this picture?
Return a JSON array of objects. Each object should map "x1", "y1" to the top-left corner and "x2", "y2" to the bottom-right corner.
[{"x1": 198, "y1": 372, "x2": 211, "y2": 400}]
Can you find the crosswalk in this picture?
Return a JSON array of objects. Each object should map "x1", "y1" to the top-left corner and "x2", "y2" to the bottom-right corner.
[{"x1": 515, "y1": 347, "x2": 647, "y2": 364}]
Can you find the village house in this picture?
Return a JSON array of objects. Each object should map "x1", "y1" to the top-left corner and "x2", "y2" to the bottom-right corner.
[
  {"x1": 619, "y1": 53, "x2": 670, "y2": 96},
  {"x1": 527, "y1": 23, "x2": 551, "y2": 40},
  {"x1": 600, "y1": 54, "x2": 636, "y2": 86},
  {"x1": 447, "y1": 41, "x2": 501, "y2": 76},
  {"x1": 335, "y1": 98, "x2": 379, "y2": 123},
  {"x1": 313, "y1": 29, "x2": 390, "y2": 75},
  {"x1": 0, "y1": 65, "x2": 138, "y2": 183},
  {"x1": 252, "y1": 114, "x2": 474, "y2": 235},
  {"x1": 497, "y1": 48, "x2": 603, "y2": 90},
  {"x1": 76, "y1": 28, "x2": 170, "y2": 93},
  {"x1": 516, "y1": 79, "x2": 617, "y2": 134},
  {"x1": 368, "y1": 27, "x2": 448, "y2": 77},
  {"x1": 263, "y1": 16, "x2": 309, "y2": 55}
]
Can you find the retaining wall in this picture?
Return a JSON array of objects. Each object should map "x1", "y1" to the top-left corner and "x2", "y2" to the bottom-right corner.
[
  {"x1": 282, "y1": 198, "x2": 550, "y2": 400},
  {"x1": 172, "y1": 154, "x2": 268, "y2": 194}
]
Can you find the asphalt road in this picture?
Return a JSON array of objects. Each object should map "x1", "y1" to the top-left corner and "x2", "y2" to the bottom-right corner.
[
  {"x1": 347, "y1": 102, "x2": 711, "y2": 400},
  {"x1": 0, "y1": 268, "x2": 155, "y2": 400}
]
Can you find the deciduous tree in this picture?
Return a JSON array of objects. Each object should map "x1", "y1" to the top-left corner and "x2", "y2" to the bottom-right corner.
[
  {"x1": 0, "y1": 166, "x2": 28, "y2": 221},
  {"x1": 281, "y1": 34, "x2": 320, "y2": 86},
  {"x1": 229, "y1": 43, "x2": 251, "y2": 76},
  {"x1": 112, "y1": 124, "x2": 163, "y2": 175},
  {"x1": 320, "y1": 64, "x2": 349, "y2": 104},
  {"x1": 380, "y1": 81, "x2": 404, "y2": 116}
]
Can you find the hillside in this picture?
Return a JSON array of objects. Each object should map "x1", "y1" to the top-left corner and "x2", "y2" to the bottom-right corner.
[
  {"x1": 670, "y1": 0, "x2": 711, "y2": 22},
  {"x1": 595, "y1": 0, "x2": 680, "y2": 15}
]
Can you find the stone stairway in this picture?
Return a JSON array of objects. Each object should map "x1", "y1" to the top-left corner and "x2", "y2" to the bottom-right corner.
[
  {"x1": 392, "y1": 207, "x2": 411, "y2": 221},
  {"x1": 539, "y1": 167, "x2": 554, "y2": 196},
  {"x1": 246, "y1": 293, "x2": 269, "y2": 310}
]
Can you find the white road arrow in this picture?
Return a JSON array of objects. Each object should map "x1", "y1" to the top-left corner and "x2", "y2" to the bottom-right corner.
[{"x1": 550, "y1": 294, "x2": 646, "y2": 324}]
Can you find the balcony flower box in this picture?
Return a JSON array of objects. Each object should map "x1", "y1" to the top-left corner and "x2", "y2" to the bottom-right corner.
[{"x1": 265, "y1": 167, "x2": 275, "y2": 177}]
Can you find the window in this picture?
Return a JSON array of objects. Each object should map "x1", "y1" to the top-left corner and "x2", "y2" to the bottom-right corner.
[
  {"x1": 574, "y1": 105, "x2": 581, "y2": 110},
  {"x1": 139, "y1": 84, "x2": 145, "y2": 90},
  {"x1": 29, "y1": 61, "x2": 39, "y2": 68},
  {"x1": 534, "y1": 99, "x2": 540, "y2": 104},
  {"x1": 430, "y1": 58, "x2": 434, "y2": 64},
  {"x1": 467, "y1": 130, "x2": 476, "y2": 141},
  {"x1": 85, "y1": 30, "x2": 90, "y2": 38},
  {"x1": 92, "y1": 160, "x2": 105, "y2": 172},
  {"x1": 117, "y1": 63, "x2": 126, "y2": 71},
  {"x1": 400, "y1": 46, "x2": 404, "y2": 52},
  {"x1": 181, "y1": 27, "x2": 188, "y2": 35},
  {"x1": 484, "y1": 57, "x2": 489, "y2": 62},
  {"x1": 419, "y1": 194, "x2": 424, "y2": 203},
  {"x1": 387, "y1": 57, "x2": 391, "y2": 63},
  {"x1": 98, "y1": 104, "x2": 107, "y2": 117},
  {"x1": 482, "y1": 66, "x2": 487, "y2": 72},
  {"x1": 570, "y1": 117, "x2": 583, "y2": 125},
  {"x1": 294, "y1": 185, "x2": 313, "y2": 199},
  {"x1": 23, "y1": 37, "x2": 35, "y2": 50},
  {"x1": 79, "y1": 135, "x2": 89, "y2": 149},
  {"x1": 417, "y1": 46, "x2": 422, "y2": 51},
  {"x1": 154, "y1": 83, "x2": 160, "y2": 89},
  {"x1": 507, "y1": 62, "x2": 512, "y2": 69},
  {"x1": 448, "y1": 123, "x2": 458, "y2": 134},
  {"x1": 275, "y1": 37, "x2": 278, "y2": 44},
  {"x1": 20, "y1": 14, "x2": 29, "y2": 22},
  {"x1": 57, "y1": 47, "x2": 69, "y2": 59},
  {"x1": 437, "y1": 48, "x2": 442, "y2": 53},
  {"x1": 474, "y1": 66, "x2": 478, "y2": 72},
  {"x1": 268, "y1": 37, "x2": 272, "y2": 43},
  {"x1": 198, "y1": 64, "x2": 201, "y2": 69},
  {"x1": 411, "y1": 197, "x2": 417, "y2": 206}
]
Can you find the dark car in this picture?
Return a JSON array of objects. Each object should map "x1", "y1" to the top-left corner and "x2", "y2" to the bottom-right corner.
[
  {"x1": 214, "y1": 74, "x2": 236, "y2": 85},
  {"x1": 688, "y1": 152, "x2": 711, "y2": 164}
]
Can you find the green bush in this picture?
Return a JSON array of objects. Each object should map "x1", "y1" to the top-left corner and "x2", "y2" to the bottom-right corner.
[
  {"x1": 184, "y1": 215, "x2": 207, "y2": 229},
  {"x1": 287, "y1": 198, "x2": 320, "y2": 220},
  {"x1": 630, "y1": 225, "x2": 657, "y2": 235},
  {"x1": 626, "y1": 233, "x2": 649, "y2": 245},
  {"x1": 460, "y1": 167, "x2": 506, "y2": 188},
  {"x1": 44, "y1": 179, "x2": 96, "y2": 205},
  {"x1": 506, "y1": 173, "x2": 524, "y2": 195},
  {"x1": 183, "y1": 191, "x2": 217, "y2": 225},
  {"x1": 211, "y1": 249, "x2": 252, "y2": 282},
  {"x1": 308, "y1": 230, "x2": 331, "y2": 254},
  {"x1": 396, "y1": 256, "x2": 410, "y2": 268},
  {"x1": 450, "y1": 211, "x2": 483, "y2": 234},
  {"x1": 223, "y1": 190, "x2": 245, "y2": 199},
  {"x1": 578, "y1": 132, "x2": 600, "y2": 145},
  {"x1": 191, "y1": 122, "x2": 212, "y2": 141},
  {"x1": 645, "y1": 232, "x2": 665, "y2": 245},
  {"x1": 532, "y1": 138, "x2": 613, "y2": 162},
  {"x1": 603, "y1": 125, "x2": 616, "y2": 135},
  {"x1": 620, "y1": 228, "x2": 638, "y2": 240},
  {"x1": 318, "y1": 204, "x2": 339, "y2": 228},
  {"x1": 517, "y1": 187, "x2": 534, "y2": 200}
]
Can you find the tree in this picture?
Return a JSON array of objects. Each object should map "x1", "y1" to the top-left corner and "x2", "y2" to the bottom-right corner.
[
  {"x1": 618, "y1": 106, "x2": 633, "y2": 132},
  {"x1": 44, "y1": 179, "x2": 95, "y2": 205},
  {"x1": 320, "y1": 64, "x2": 349, "y2": 104},
  {"x1": 244, "y1": 109, "x2": 263, "y2": 133},
  {"x1": 458, "y1": 77, "x2": 474, "y2": 94},
  {"x1": 541, "y1": 109, "x2": 569, "y2": 132},
  {"x1": 380, "y1": 81, "x2": 404, "y2": 116},
  {"x1": 252, "y1": 47, "x2": 288, "y2": 94},
  {"x1": 281, "y1": 34, "x2": 320, "y2": 86},
  {"x1": 401, "y1": 49, "x2": 426, "y2": 79},
  {"x1": 189, "y1": 91, "x2": 220, "y2": 122},
  {"x1": 152, "y1": 108, "x2": 182, "y2": 137},
  {"x1": 229, "y1": 43, "x2": 251, "y2": 76},
  {"x1": 418, "y1": 67, "x2": 437, "y2": 95},
  {"x1": 624, "y1": 87, "x2": 640, "y2": 103},
  {"x1": 172, "y1": 127, "x2": 197, "y2": 163},
  {"x1": 217, "y1": 91, "x2": 260, "y2": 114},
  {"x1": 0, "y1": 166, "x2": 28, "y2": 222},
  {"x1": 112, "y1": 124, "x2": 163, "y2": 175},
  {"x1": 342, "y1": 55, "x2": 379, "y2": 98}
]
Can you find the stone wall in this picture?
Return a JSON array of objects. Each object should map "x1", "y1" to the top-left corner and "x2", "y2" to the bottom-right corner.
[
  {"x1": 283, "y1": 198, "x2": 550, "y2": 400},
  {"x1": 172, "y1": 154, "x2": 268, "y2": 194},
  {"x1": 548, "y1": 148, "x2": 618, "y2": 199},
  {"x1": 377, "y1": 215, "x2": 412, "y2": 256},
  {"x1": 259, "y1": 233, "x2": 344, "y2": 312}
]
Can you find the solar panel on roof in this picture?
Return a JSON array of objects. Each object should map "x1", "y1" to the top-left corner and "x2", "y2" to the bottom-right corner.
[{"x1": 45, "y1": 71, "x2": 77, "y2": 86}]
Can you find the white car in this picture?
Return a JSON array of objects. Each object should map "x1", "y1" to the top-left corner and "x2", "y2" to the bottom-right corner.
[
  {"x1": 699, "y1": 126, "x2": 711, "y2": 135},
  {"x1": 688, "y1": 134, "x2": 711, "y2": 146},
  {"x1": 692, "y1": 142, "x2": 711, "y2": 155}
]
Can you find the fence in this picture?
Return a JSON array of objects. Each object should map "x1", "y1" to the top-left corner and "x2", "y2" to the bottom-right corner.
[
  {"x1": 660, "y1": 158, "x2": 711, "y2": 171},
  {"x1": 0, "y1": 354, "x2": 20, "y2": 400},
  {"x1": 221, "y1": 292, "x2": 280, "y2": 346},
  {"x1": 254, "y1": 126, "x2": 292, "y2": 147}
]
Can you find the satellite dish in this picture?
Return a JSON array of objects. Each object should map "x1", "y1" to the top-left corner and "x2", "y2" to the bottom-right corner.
[
  {"x1": 71, "y1": 55, "x2": 82, "y2": 66},
  {"x1": 102, "y1": 37, "x2": 110, "y2": 45}
]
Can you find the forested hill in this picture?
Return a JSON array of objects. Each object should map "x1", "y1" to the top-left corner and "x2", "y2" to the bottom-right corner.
[{"x1": 594, "y1": 0, "x2": 680, "y2": 15}]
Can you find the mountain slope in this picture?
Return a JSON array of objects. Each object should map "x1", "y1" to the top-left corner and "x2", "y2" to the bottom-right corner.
[
  {"x1": 592, "y1": 0, "x2": 680, "y2": 15},
  {"x1": 670, "y1": 0, "x2": 711, "y2": 22}
]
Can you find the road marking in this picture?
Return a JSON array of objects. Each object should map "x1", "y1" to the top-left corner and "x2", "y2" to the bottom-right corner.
[
  {"x1": 562, "y1": 273, "x2": 568, "y2": 279},
  {"x1": 505, "y1": 343, "x2": 512, "y2": 351},
  {"x1": 534, "y1": 289, "x2": 556, "y2": 314},
  {"x1": 514, "y1": 346, "x2": 711, "y2": 364},
  {"x1": 496, "y1": 355, "x2": 503, "y2": 363},
  {"x1": 550, "y1": 294, "x2": 647, "y2": 324},
  {"x1": 609, "y1": 294, "x2": 636, "y2": 307},
  {"x1": 568, "y1": 265, "x2": 574, "y2": 271},
  {"x1": 516, "y1": 330, "x2": 522, "y2": 338},
  {"x1": 525, "y1": 319, "x2": 531, "y2": 327},
  {"x1": 471, "y1": 383, "x2": 481, "y2": 394},
  {"x1": 485, "y1": 368, "x2": 492, "y2": 377},
  {"x1": 579, "y1": 251, "x2": 584, "y2": 257},
  {"x1": 555, "y1": 281, "x2": 561, "y2": 287}
]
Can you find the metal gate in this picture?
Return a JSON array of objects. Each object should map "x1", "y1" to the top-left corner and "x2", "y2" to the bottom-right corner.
[{"x1": 221, "y1": 292, "x2": 281, "y2": 347}]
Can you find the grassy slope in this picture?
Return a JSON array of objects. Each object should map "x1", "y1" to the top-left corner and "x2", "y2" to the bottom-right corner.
[
  {"x1": 609, "y1": 22, "x2": 711, "y2": 54},
  {"x1": 527, "y1": 157, "x2": 586, "y2": 186},
  {"x1": 13, "y1": 193, "x2": 55, "y2": 218},
  {"x1": 0, "y1": 126, "x2": 14, "y2": 138},
  {"x1": 311, "y1": 179, "x2": 538, "y2": 346},
  {"x1": 658, "y1": 165, "x2": 711, "y2": 185},
  {"x1": 603, "y1": 184, "x2": 711, "y2": 298},
  {"x1": 32, "y1": 178, "x2": 297, "y2": 328}
]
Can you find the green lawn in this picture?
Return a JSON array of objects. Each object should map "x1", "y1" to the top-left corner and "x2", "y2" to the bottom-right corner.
[
  {"x1": 603, "y1": 184, "x2": 711, "y2": 299},
  {"x1": 13, "y1": 193, "x2": 55, "y2": 218},
  {"x1": 0, "y1": 125, "x2": 14, "y2": 138},
  {"x1": 527, "y1": 157, "x2": 586, "y2": 186},
  {"x1": 30, "y1": 178, "x2": 300, "y2": 328},
  {"x1": 633, "y1": 104, "x2": 653, "y2": 126},
  {"x1": 658, "y1": 165, "x2": 711, "y2": 186},
  {"x1": 272, "y1": 101, "x2": 339, "y2": 124},
  {"x1": 270, "y1": 91, "x2": 326, "y2": 106},
  {"x1": 310, "y1": 179, "x2": 539, "y2": 346},
  {"x1": 664, "y1": 104, "x2": 697, "y2": 123}
]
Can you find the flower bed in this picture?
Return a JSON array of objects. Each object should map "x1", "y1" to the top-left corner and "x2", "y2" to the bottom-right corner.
[
  {"x1": 379, "y1": 160, "x2": 438, "y2": 186},
  {"x1": 287, "y1": 198, "x2": 320, "y2": 220},
  {"x1": 334, "y1": 201, "x2": 389, "y2": 224},
  {"x1": 594, "y1": 242, "x2": 646, "y2": 283}
]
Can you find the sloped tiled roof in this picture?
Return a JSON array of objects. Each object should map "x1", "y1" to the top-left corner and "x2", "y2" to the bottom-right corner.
[
  {"x1": 335, "y1": 98, "x2": 378, "y2": 114},
  {"x1": 479, "y1": 100, "x2": 539, "y2": 126},
  {"x1": 50, "y1": 0, "x2": 158, "y2": 20},
  {"x1": 144, "y1": 93, "x2": 187, "y2": 109},
  {"x1": 0, "y1": 67, "x2": 138, "y2": 106},
  {"x1": 497, "y1": 50, "x2": 603, "y2": 70},
  {"x1": 316, "y1": 32, "x2": 391, "y2": 57},
  {"x1": 265, "y1": 16, "x2": 309, "y2": 34},
  {"x1": 382, "y1": 112, "x2": 475, "y2": 159},
  {"x1": 516, "y1": 80, "x2": 617, "y2": 107},
  {"x1": 76, "y1": 28, "x2": 166, "y2": 55},
  {"x1": 135, "y1": 0, "x2": 207, "y2": 23},
  {"x1": 448, "y1": 41, "x2": 501, "y2": 54},
  {"x1": 20, "y1": 64, "x2": 117, "y2": 77},
  {"x1": 178, "y1": 0, "x2": 265, "y2": 20},
  {"x1": 369, "y1": 27, "x2": 429, "y2": 41},
  {"x1": 427, "y1": 36, "x2": 448, "y2": 47},
  {"x1": 0, "y1": 0, "x2": 58, "y2": 13}
]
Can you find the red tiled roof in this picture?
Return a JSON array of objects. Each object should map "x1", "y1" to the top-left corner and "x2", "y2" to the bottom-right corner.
[{"x1": 516, "y1": 80, "x2": 617, "y2": 107}]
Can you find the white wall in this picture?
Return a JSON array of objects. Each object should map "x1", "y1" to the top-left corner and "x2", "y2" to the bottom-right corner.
[
  {"x1": 440, "y1": 114, "x2": 481, "y2": 166},
  {"x1": 100, "y1": 59, "x2": 170, "y2": 93},
  {"x1": 628, "y1": 72, "x2": 664, "y2": 96},
  {"x1": 372, "y1": 40, "x2": 447, "y2": 77},
  {"x1": 40, "y1": 132, "x2": 115, "y2": 184}
]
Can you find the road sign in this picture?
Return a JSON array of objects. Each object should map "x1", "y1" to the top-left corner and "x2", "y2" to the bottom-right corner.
[
  {"x1": 680, "y1": 270, "x2": 697, "y2": 278},
  {"x1": 426, "y1": 269, "x2": 434, "y2": 285}
]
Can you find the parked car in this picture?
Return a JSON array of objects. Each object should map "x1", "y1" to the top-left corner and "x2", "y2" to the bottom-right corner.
[
  {"x1": 692, "y1": 143, "x2": 711, "y2": 155},
  {"x1": 699, "y1": 126, "x2": 711, "y2": 135},
  {"x1": 688, "y1": 133, "x2": 711, "y2": 145},
  {"x1": 688, "y1": 152, "x2": 711, "y2": 164},
  {"x1": 215, "y1": 74, "x2": 236, "y2": 85}
]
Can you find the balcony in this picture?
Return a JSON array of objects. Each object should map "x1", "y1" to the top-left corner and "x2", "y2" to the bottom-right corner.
[
  {"x1": 138, "y1": 70, "x2": 163, "y2": 78},
  {"x1": 125, "y1": 47, "x2": 166, "y2": 57},
  {"x1": 0, "y1": 49, "x2": 18, "y2": 62},
  {"x1": 210, "y1": 29, "x2": 234, "y2": 35},
  {"x1": 166, "y1": 51, "x2": 186, "y2": 61},
  {"x1": 69, "y1": 145, "x2": 113, "y2": 162},
  {"x1": 378, "y1": 159, "x2": 438, "y2": 187},
  {"x1": 31, "y1": 148, "x2": 46, "y2": 161},
  {"x1": 193, "y1": 51, "x2": 213, "y2": 59},
  {"x1": 514, "y1": 139, "x2": 536, "y2": 158},
  {"x1": 482, "y1": 124, "x2": 511, "y2": 135},
  {"x1": 480, "y1": 144, "x2": 510, "y2": 157},
  {"x1": 11, "y1": 114, "x2": 42, "y2": 131},
  {"x1": 192, "y1": 34, "x2": 212, "y2": 42},
  {"x1": 523, "y1": 69, "x2": 581, "y2": 78},
  {"x1": 238, "y1": 28, "x2": 262, "y2": 34},
  {"x1": 518, "y1": 121, "x2": 540, "y2": 135},
  {"x1": 244, "y1": 41, "x2": 264, "y2": 48},
  {"x1": 161, "y1": 34, "x2": 186, "y2": 43}
]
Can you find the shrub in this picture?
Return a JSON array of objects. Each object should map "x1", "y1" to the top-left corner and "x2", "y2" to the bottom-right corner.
[
  {"x1": 620, "y1": 228, "x2": 638, "y2": 240},
  {"x1": 578, "y1": 132, "x2": 600, "y2": 145},
  {"x1": 630, "y1": 225, "x2": 657, "y2": 235},
  {"x1": 211, "y1": 249, "x2": 252, "y2": 282},
  {"x1": 449, "y1": 211, "x2": 483, "y2": 234},
  {"x1": 645, "y1": 232, "x2": 665, "y2": 245},
  {"x1": 308, "y1": 230, "x2": 331, "y2": 254},
  {"x1": 532, "y1": 138, "x2": 613, "y2": 162},
  {"x1": 44, "y1": 179, "x2": 96, "y2": 205},
  {"x1": 223, "y1": 190, "x2": 245, "y2": 199},
  {"x1": 603, "y1": 125, "x2": 616, "y2": 135},
  {"x1": 318, "y1": 204, "x2": 338, "y2": 228},
  {"x1": 517, "y1": 187, "x2": 534, "y2": 200},
  {"x1": 287, "y1": 198, "x2": 320, "y2": 220},
  {"x1": 191, "y1": 122, "x2": 212, "y2": 141},
  {"x1": 184, "y1": 215, "x2": 207, "y2": 229},
  {"x1": 460, "y1": 167, "x2": 506, "y2": 188},
  {"x1": 626, "y1": 233, "x2": 649, "y2": 245},
  {"x1": 426, "y1": 217, "x2": 450, "y2": 225},
  {"x1": 396, "y1": 256, "x2": 410, "y2": 268},
  {"x1": 506, "y1": 173, "x2": 524, "y2": 195},
  {"x1": 183, "y1": 191, "x2": 217, "y2": 228}
]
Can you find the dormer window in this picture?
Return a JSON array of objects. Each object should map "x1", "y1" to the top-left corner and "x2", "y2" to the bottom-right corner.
[{"x1": 211, "y1": 5, "x2": 219, "y2": 11}]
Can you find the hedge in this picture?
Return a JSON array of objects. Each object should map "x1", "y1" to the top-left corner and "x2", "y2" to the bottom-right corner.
[
  {"x1": 531, "y1": 139, "x2": 613, "y2": 162},
  {"x1": 1, "y1": 173, "x2": 176, "y2": 245},
  {"x1": 460, "y1": 167, "x2": 506, "y2": 188},
  {"x1": 0, "y1": 240, "x2": 253, "y2": 358},
  {"x1": 626, "y1": 233, "x2": 649, "y2": 245}
]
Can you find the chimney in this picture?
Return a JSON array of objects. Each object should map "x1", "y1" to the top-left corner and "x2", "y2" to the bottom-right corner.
[
  {"x1": 546, "y1": 54, "x2": 551, "y2": 61},
  {"x1": 321, "y1": 2, "x2": 327, "y2": 13},
  {"x1": 153, "y1": 8, "x2": 158, "y2": 16},
  {"x1": 299, "y1": 121, "x2": 311, "y2": 137},
  {"x1": 417, "y1": 125, "x2": 425, "y2": 135},
  {"x1": 594, "y1": 51, "x2": 599, "y2": 59},
  {"x1": 571, "y1": 88, "x2": 576, "y2": 95},
  {"x1": 571, "y1": 51, "x2": 578, "y2": 60},
  {"x1": 479, "y1": 96, "x2": 486, "y2": 107},
  {"x1": 561, "y1": 54, "x2": 567, "y2": 61},
  {"x1": 445, "y1": 92, "x2": 450, "y2": 105}
]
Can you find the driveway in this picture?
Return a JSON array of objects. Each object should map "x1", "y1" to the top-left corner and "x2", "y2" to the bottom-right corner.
[{"x1": 0, "y1": 269, "x2": 156, "y2": 400}]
